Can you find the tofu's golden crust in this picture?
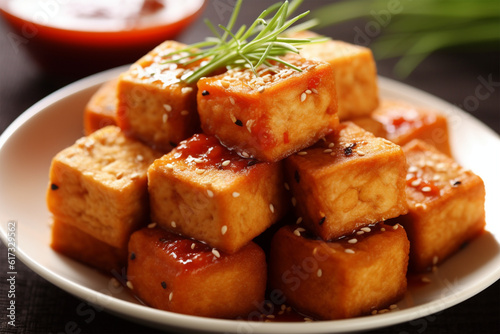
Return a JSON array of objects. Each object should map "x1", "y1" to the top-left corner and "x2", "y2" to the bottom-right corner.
[
  {"x1": 293, "y1": 31, "x2": 379, "y2": 120},
  {"x1": 84, "y1": 78, "x2": 119, "y2": 135},
  {"x1": 51, "y1": 219, "x2": 127, "y2": 273},
  {"x1": 352, "y1": 99, "x2": 452, "y2": 156},
  {"x1": 117, "y1": 41, "x2": 202, "y2": 151},
  {"x1": 127, "y1": 227, "x2": 267, "y2": 318},
  {"x1": 269, "y1": 223, "x2": 409, "y2": 320},
  {"x1": 395, "y1": 140, "x2": 485, "y2": 272},
  {"x1": 197, "y1": 53, "x2": 338, "y2": 162},
  {"x1": 285, "y1": 122, "x2": 408, "y2": 241},
  {"x1": 148, "y1": 135, "x2": 289, "y2": 253},
  {"x1": 47, "y1": 126, "x2": 162, "y2": 248}
]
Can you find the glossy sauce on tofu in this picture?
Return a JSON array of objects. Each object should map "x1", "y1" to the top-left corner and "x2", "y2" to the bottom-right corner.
[{"x1": 172, "y1": 134, "x2": 257, "y2": 172}]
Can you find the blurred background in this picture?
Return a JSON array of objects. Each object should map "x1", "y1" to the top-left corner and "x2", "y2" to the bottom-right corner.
[{"x1": 0, "y1": 0, "x2": 499, "y2": 333}]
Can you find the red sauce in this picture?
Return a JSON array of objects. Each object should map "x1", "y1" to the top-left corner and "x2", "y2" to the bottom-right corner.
[
  {"x1": 0, "y1": 0, "x2": 206, "y2": 76},
  {"x1": 406, "y1": 176, "x2": 440, "y2": 197},
  {"x1": 173, "y1": 134, "x2": 257, "y2": 172}
]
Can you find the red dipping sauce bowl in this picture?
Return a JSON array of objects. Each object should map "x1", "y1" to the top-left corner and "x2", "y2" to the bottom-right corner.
[{"x1": 0, "y1": 0, "x2": 206, "y2": 77}]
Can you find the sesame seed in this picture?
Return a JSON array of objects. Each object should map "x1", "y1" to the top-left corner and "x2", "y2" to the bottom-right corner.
[
  {"x1": 389, "y1": 304, "x2": 398, "y2": 310},
  {"x1": 433, "y1": 174, "x2": 441, "y2": 181},
  {"x1": 297, "y1": 151, "x2": 307, "y2": 156},
  {"x1": 235, "y1": 119, "x2": 243, "y2": 127},
  {"x1": 165, "y1": 163, "x2": 174, "y2": 170},
  {"x1": 393, "y1": 224, "x2": 399, "y2": 230},
  {"x1": 191, "y1": 243, "x2": 195, "y2": 250},
  {"x1": 130, "y1": 172, "x2": 141, "y2": 180},
  {"x1": 126, "y1": 281, "x2": 134, "y2": 289},
  {"x1": 162, "y1": 113, "x2": 168, "y2": 123},
  {"x1": 220, "y1": 80, "x2": 230, "y2": 88},
  {"x1": 241, "y1": 151, "x2": 250, "y2": 158},
  {"x1": 195, "y1": 168, "x2": 205, "y2": 174},
  {"x1": 345, "y1": 248, "x2": 355, "y2": 254},
  {"x1": 304, "y1": 317, "x2": 313, "y2": 322},
  {"x1": 371, "y1": 310, "x2": 378, "y2": 315},
  {"x1": 312, "y1": 88, "x2": 319, "y2": 94},
  {"x1": 284, "y1": 182, "x2": 290, "y2": 191},
  {"x1": 257, "y1": 86, "x2": 265, "y2": 93},
  {"x1": 229, "y1": 96, "x2": 235, "y2": 105},
  {"x1": 110, "y1": 278, "x2": 121, "y2": 288},
  {"x1": 415, "y1": 203, "x2": 427, "y2": 209},
  {"x1": 171, "y1": 221, "x2": 176, "y2": 228},
  {"x1": 357, "y1": 231, "x2": 365, "y2": 235},
  {"x1": 305, "y1": 89, "x2": 312, "y2": 94},
  {"x1": 296, "y1": 217, "x2": 303, "y2": 224},
  {"x1": 357, "y1": 150, "x2": 366, "y2": 156},
  {"x1": 361, "y1": 227, "x2": 371, "y2": 232},
  {"x1": 293, "y1": 228, "x2": 305, "y2": 236},
  {"x1": 411, "y1": 179, "x2": 421, "y2": 187},
  {"x1": 148, "y1": 222, "x2": 157, "y2": 229},
  {"x1": 161, "y1": 281, "x2": 167, "y2": 289},
  {"x1": 267, "y1": 314, "x2": 275, "y2": 319},
  {"x1": 317, "y1": 269, "x2": 323, "y2": 277},
  {"x1": 378, "y1": 309, "x2": 389, "y2": 314},
  {"x1": 323, "y1": 149, "x2": 333, "y2": 153},
  {"x1": 291, "y1": 197, "x2": 297, "y2": 207},
  {"x1": 221, "y1": 225, "x2": 228, "y2": 235},
  {"x1": 180, "y1": 110, "x2": 189, "y2": 116},
  {"x1": 136, "y1": 154, "x2": 144, "y2": 162},
  {"x1": 432, "y1": 255, "x2": 439, "y2": 265},
  {"x1": 193, "y1": 158, "x2": 203, "y2": 163},
  {"x1": 181, "y1": 87, "x2": 193, "y2": 94},
  {"x1": 169, "y1": 292, "x2": 173, "y2": 301},
  {"x1": 115, "y1": 172, "x2": 123, "y2": 179},
  {"x1": 269, "y1": 204, "x2": 275, "y2": 213},
  {"x1": 232, "y1": 192, "x2": 240, "y2": 198},
  {"x1": 246, "y1": 119, "x2": 255, "y2": 133},
  {"x1": 229, "y1": 113, "x2": 237, "y2": 123},
  {"x1": 381, "y1": 227, "x2": 386, "y2": 232},
  {"x1": 202, "y1": 90, "x2": 210, "y2": 96},
  {"x1": 300, "y1": 92, "x2": 307, "y2": 102},
  {"x1": 212, "y1": 249, "x2": 221, "y2": 258},
  {"x1": 408, "y1": 166, "x2": 418, "y2": 173},
  {"x1": 406, "y1": 174, "x2": 414, "y2": 181},
  {"x1": 348, "y1": 238, "x2": 358, "y2": 244},
  {"x1": 163, "y1": 104, "x2": 172, "y2": 112},
  {"x1": 328, "y1": 143, "x2": 335, "y2": 148},
  {"x1": 319, "y1": 216, "x2": 326, "y2": 225},
  {"x1": 421, "y1": 186, "x2": 432, "y2": 192},
  {"x1": 207, "y1": 190, "x2": 214, "y2": 198},
  {"x1": 421, "y1": 276, "x2": 431, "y2": 283},
  {"x1": 222, "y1": 160, "x2": 231, "y2": 167}
]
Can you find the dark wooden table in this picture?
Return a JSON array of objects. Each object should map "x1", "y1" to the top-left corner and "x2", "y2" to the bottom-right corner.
[{"x1": 1, "y1": 1, "x2": 499, "y2": 333}]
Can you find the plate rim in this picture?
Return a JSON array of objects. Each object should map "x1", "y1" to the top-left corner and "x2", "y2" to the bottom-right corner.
[{"x1": 0, "y1": 66, "x2": 499, "y2": 334}]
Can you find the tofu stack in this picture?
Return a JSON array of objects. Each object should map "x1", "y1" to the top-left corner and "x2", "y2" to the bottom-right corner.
[{"x1": 48, "y1": 28, "x2": 486, "y2": 322}]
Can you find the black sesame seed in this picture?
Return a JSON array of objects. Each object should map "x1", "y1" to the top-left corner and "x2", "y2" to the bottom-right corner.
[
  {"x1": 319, "y1": 217, "x2": 326, "y2": 226},
  {"x1": 247, "y1": 160, "x2": 258, "y2": 167},
  {"x1": 159, "y1": 238, "x2": 167, "y2": 243},
  {"x1": 161, "y1": 281, "x2": 167, "y2": 289},
  {"x1": 169, "y1": 141, "x2": 177, "y2": 147},
  {"x1": 344, "y1": 147, "x2": 353, "y2": 156},
  {"x1": 294, "y1": 170, "x2": 300, "y2": 183},
  {"x1": 202, "y1": 90, "x2": 210, "y2": 96},
  {"x1": 130, "y1": 252, "x2": 136, "y2": 260},
  {"x1": 235, "y1": 119, "x2": 243, "y2": 127},
  {"x1": 51, "y1": 184, "x2": 59, "y2": 190},
  {"x1": 453, "y1": 181, "x2": 462, "y2": 187}
]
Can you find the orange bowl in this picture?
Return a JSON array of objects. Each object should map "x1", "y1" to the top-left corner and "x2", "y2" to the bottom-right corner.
[{"x1": 0, "y1": 0, "x2": 206, "y2": 77}]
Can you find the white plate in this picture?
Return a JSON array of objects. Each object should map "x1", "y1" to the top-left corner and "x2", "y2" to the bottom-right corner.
[{"x1": 0, "y1": 66, "x2": 499, "y2": 333}]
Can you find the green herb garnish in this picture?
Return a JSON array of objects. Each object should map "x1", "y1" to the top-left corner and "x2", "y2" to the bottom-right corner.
[{"x1": 163, "y1": 0, "x2": 326, "y2": 84}]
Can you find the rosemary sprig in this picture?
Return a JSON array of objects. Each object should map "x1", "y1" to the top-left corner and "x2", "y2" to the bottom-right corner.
[{"x1": 163, "y1": 0, "x2": 326, "y2": 84}]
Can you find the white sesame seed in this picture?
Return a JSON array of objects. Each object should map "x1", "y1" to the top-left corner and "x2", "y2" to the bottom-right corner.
[
  {"x1": 269, "y1": 204, "x2": 275, "y2": 213},
  {"x1": 207, "y1": 190, "x2": 214, "y2": 198},
  {"x1": 408, "y1": 166, "x2": 418, "y2": 173},
  {"x1": 212, "y1": 249, "x2": 221, "y2": 258},
  {"x1": 323, "y1": 149, "x2": 333, "y2": 153},
  {"x1": 389, "y1": 304, "x2": 398, "y2": 310},
  {"x1": 406, "y1": 174, "x2": 415, "y2": 181},
  {"x1": 312, "y1": 88, "x2": 318, "y2": 94},
  {"x1": 284, "y1": 182, "x2": 290, "y2": 191},
  {"x1": 126, "y1": 281, "x2": 134, "y2": 289},
  {"x1": 393, "y1": 224, "x2": 399, "y2": 230},
  {"x1": 361, "y1": 227, "x2": 371, "y2": 232},
  {"x1": 169, "y1": 292, "x2": 173, "y2": 301},
  {"x1": 357, "y1": 231, "x2": 365, "y2": 235},
  {"x1": 181, "y1": 87, "x2": 193, "y2": 94},
  {"x1": 411, "y1": 179, "x2": 421, "y2": 187},
  {"x1": 193, "y1": 158, "x2": 203, "y2": 163},
  {"x1": 415, "y1": 203, "x2": 427, "y2": 209},
  {"x1": 297, "y1": 151, "x2": 307, "y2": 156},
  {"x1": 300, "y1": 92, "x2": 307, "y2": 102},
  {"x1": 221, "y1": 225, "x2": 228, "y2": 235},
  {"x1": 220, "y1": 80, "x2": 230, "y2": 88},
  {"x1": 180, "y1": 110, "x2": 189, "y2": 116},
  {"x1": 317, "y1": 269, "x2": 323, "y2": 277},
  {"x1": 305, "y1": 89, "x2": 312, "y2": 94},
  {"x1": 357, "y1": 150, "x2": 366, "y2": 156},
  {"x1": 421, "y1": 186, "x2": 432, "y2": 192},
  {"x1": 147, "y1": 222, "x2": 157, "y2": 229},
  {"x1": 241, "y1": 151, "x2": 250, "y2": 158},
  {"x1": 296, "y1": 217, "x2": 303, "y2": 224},
  {"x1": 116, "y1": 171, "x2": 124, "y2": 179},
  {"x1": 136, "y1": 154, "x2": 144, "y2": 162},
  {"x1": 293, "y1": 228, "x2": 304, "y2": 237},
  {"x1": 257, "y1": 86, "x2": 265, "y2": 93},
  {"x1": 433, "y1": 174, "x2": 441, "y2": 181},
  {"x1": 304, "y1": 317, "x2": 313, "y2": 322},
  {"x1": 165, "y1": 163, "x2": 174, "y2": 170},
  {"x1": 381, "y1": 227, "x2": 386, "y2": 232},
  {"x1": 229, "y1": 96, "x2": 235, "y2": 105},
  {"x1": 222, "y1": 160, "x2": 231, "y2": 167},
  {"x1": 432, "y1": 255, "x2": 439, "y2": 265},
  {"x1": 348, "y1": 238, "x2": 358, "y2": 244},
  {"x1": 421, "y1": 276, "x2": 431, "y2": 283},
  {"x1": 371, "y1": 310, "x2": 378, "y2": 315},
  {"x1": 328, "y1": 143, "x2": 335, "y2": 148},
  {"x1": 246, "y1": 119, "x2": 255, "y2": 133},
  {"x1": 191, "y1": 243, "x2": 195, "y2": 250},
  {"x1": 162, "y1": 113, "x2": 168, "y2": 123},
  {"x1": 345, "y1": 249, "x2": 355, "y2": 254},
  {"x1": 291, "y1": 197, "x2": 297, "y2": 207},
  {"x1": 195, "y1": 168, "x2": 205, "y2": 174},
  {"x1": 171, "y1": 221, "x2": 176, "y2": 228},
  {"x1": 232, "y1": 192, "x2": 240, "y2": 198},
  {"x1": 163, "y1": 104, "x2": 172, "y2": 112},
  {"x1": 130, "y1": 172, "x2": 141, "y2": 180}
]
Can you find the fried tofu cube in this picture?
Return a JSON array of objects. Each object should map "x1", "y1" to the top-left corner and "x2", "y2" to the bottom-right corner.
[
  {"x1": 47, "y1": 126, "x2": 162, "y2": 248},
  {"x1": 148, "y1": 134, "x2": 288, "y2": 253},
  {"x1": 51, "y1": 219, "x2": 127, "y2": 273},
  {"x1": 127, "y1": 226, "x2": 267, "y2": 318},
  {"x1": 293, "y1": 31, "x2": 379, "y2": 120},
  {"x1": 117, "y1": 41, "x2": 202, "y2": 151},
  {"x1": 284, "y1": 122, "x2": 408, "y2": 241},
  {"x1": 394, "y1": 140, "x2": 485, "y2": 272},
  {"x1": 197, "y1": 53, "x2": 338, "y2": 162},
  {"x1": 352, "y1": 99, "x2": 451, "y2": 156},
  {"x1": 269, "y1": 223, "x2": 409, "y2": 320},
  {"x1": 84, "y1": 78, "x2": 119, "y2": 135}
]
